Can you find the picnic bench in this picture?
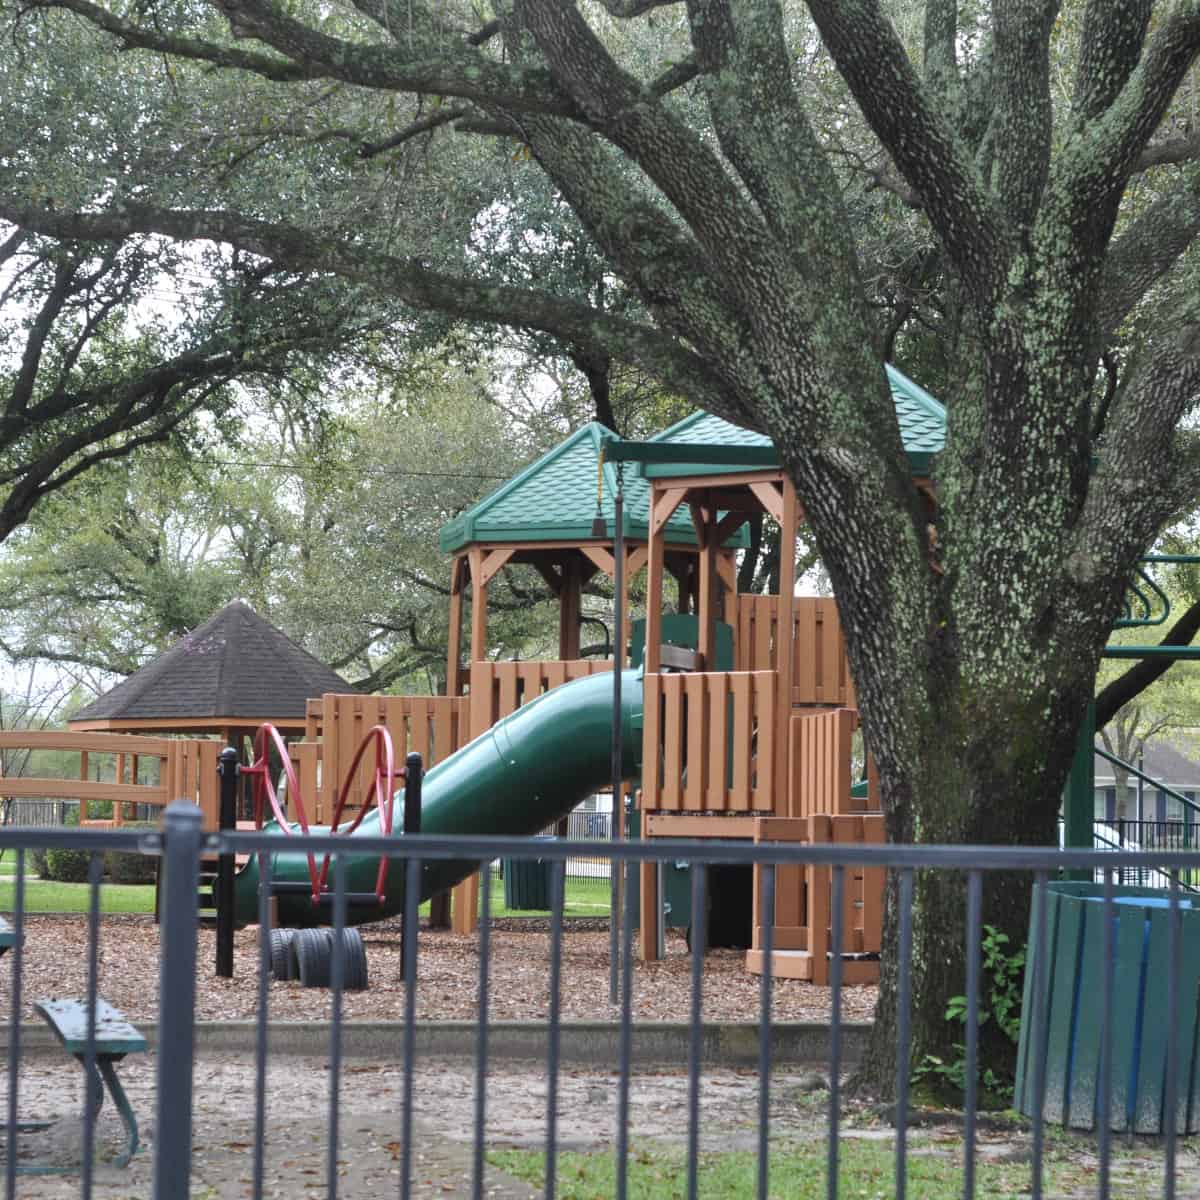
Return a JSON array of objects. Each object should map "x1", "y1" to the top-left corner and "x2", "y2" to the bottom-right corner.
[
  {"x1": 29, "y1": 998, "x2": 146, "y2": 1169},
  {"x1": 0, "y1": 915, "x2": 16, "y2": 956}
]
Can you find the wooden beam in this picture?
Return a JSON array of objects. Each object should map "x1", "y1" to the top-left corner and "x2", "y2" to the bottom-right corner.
[
  {"x1": 477, "y1": 546, "x2": 516, "y2": 587},
  {"x1": 468, "y1": 547, "x2": 488, "y2": 662},
  {"x1": 697, "y1": 501, "x2": 716, "y2": 670},
  {"x1": 559, "y1": 557, "x2": 582, "y2": 660},
  {"x1": 749, "y1": 480, "x2": 785, "y2": 524},
  {"x1": 714, "y1": 511, "x2": 750, "y2": 544},
  {"x1": 580, "y1": 544, "x2": 616, "y2": 577},
  {"x1": 643, "y1": 813, "x2": 757, "y2": 838},
  {"x1": 638, "y1": 861, "x2": 661, "y2": 961},
  {"x1": 651, "y1": 487, "x2": 688, "y2": 535},
  {"x1": 645, "y1": 501, "x2": 666, "y2": 674},
  {"x1": 778, "y1": 477, "x2": 799, "y2": 815},
  {"x1": 530, "y1": 558, "x2": 564, "y2": 595},
  {"x1": 627, "y1": 546, "x2": 649, "y2": 576}
]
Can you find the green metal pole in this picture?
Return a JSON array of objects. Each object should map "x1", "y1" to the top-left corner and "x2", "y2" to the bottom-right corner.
[{"x1": 1063, "y1": 700, "x2": 1095, "y2": 877}]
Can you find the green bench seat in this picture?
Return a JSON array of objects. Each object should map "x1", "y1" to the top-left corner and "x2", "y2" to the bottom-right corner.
[{"x1": 29, "y1": 998, "x2": 146, "y2": 1169}]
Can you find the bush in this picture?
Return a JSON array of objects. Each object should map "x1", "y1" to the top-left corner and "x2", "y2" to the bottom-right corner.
[
  {"x1": 29, "y1": 848, "x2": 50, "y2": 879},
  {"x1": 45, "y1": 847, "x2": 93, "y2": 883},
  {"x1": 102, "y1": 821, "x2": 158, "y2": 885}
]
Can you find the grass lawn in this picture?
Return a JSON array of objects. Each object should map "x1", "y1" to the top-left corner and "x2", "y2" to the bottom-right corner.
[
  {"x1": 482, "y1": 872, "x2": 611, "y2": 919},
  {"x1": 0, "y1": 864, "x2": 610, "y2": 919},
  {"x1": 0, "y1": 876, "x2": 156, "y2": 914},
  {"x1": 488, "y1": 1135, "x2": 1167, "y2": 1199}
]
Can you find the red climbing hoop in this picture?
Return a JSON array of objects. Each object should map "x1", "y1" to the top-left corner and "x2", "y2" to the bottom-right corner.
[
  {"x1": 244, "y1": 722, "x2": 406, "y2": 905},
  {"x1": 242, "y1": 723, "x2": 320, "y2": 900},
  {"x1": 317, "y1": 725, "x2": 405, "y2": 904}
]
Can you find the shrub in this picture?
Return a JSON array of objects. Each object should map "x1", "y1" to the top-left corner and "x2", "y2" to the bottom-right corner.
[
  {"x1": 30, "y1": 848, "x2": 50, "y2": 879},
  {"x1": 105, "y1": 833, "x2": 158, "y2": 885},
  {"x1": 45, "y1": 847, "x2": 93, "y2": 883}
]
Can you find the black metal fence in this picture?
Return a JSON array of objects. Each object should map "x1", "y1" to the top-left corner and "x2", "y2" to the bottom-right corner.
[{"x1": 1, "y1": 808, "x2": 1198, "y2": 1199}]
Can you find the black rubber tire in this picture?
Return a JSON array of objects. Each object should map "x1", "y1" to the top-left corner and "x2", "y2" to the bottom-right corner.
[
  {"x1": 331, "y1": 928, "x2": 369, "y2": 991},
  {"x1": 269, "y1": 928, "x2": 297, "y2": 981},
  {"x1": 292, "y1": 928, "x2": 333, "y2": 988}
]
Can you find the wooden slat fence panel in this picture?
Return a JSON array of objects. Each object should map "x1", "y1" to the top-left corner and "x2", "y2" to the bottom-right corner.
[
  {"x1": 642, "y1": 671, "x2": 775, "y2": 813},
  {"x1": 790, "y1": 708, "x2": 859, "y2": 819},
  {"x1": 315, "y1": 692, "x2": 471, "y2": 825},
  {"x1": 465, "y1": 659, "x2": 612, "y2": 738},
  {"x1": 733, "y1": 595, "x2": 855, "y2": 707},
  {"x1": 751, "y1": 812, "x2": 885, "y2": 985}
]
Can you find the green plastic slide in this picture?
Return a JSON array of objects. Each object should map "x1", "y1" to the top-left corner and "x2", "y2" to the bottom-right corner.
[{"x1": 232, "y1": 669, "x2": 644, "y2": 927}]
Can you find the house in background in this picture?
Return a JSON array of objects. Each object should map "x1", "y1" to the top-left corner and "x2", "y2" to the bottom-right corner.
[{"x1": 1094, "y1": 740, "x2": 1200, "y2": 824}]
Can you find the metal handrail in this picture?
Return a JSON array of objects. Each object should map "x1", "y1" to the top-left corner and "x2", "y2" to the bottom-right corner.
[{"x1": 1094, "y1": 744, "x2": 1200, "y2": 818}]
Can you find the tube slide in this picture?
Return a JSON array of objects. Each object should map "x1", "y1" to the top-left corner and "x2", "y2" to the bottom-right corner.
[{"x1": 233, "y1": 669, "x2": 644, "y2": 927}]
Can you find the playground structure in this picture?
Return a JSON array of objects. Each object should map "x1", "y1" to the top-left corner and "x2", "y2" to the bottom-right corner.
[{"x1": 214, "y1": 368, "x2": 946, "y2": 984}]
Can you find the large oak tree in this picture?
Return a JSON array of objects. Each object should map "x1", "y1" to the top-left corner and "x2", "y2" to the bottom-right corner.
[{"x1": 8, "y1": 0, "x2": 1200, "y2": 1087}]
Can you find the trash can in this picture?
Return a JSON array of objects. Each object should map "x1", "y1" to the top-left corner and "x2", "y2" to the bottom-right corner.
[
  {"x1": 502, "y1": 838, "x2": 554, "y2": 911},
  {"x1": 1014, "y1": 882, "x2": 1200, "y2": 1133}
]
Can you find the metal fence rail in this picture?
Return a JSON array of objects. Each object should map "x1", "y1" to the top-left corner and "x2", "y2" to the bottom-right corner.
[{"x1": 1, "y1": 811, "x2": 1198, "y2": 1200}]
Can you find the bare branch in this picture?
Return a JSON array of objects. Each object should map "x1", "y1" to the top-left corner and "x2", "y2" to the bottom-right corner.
[{"x1": 359, "y1": 105, "x2": 470, "y2": 157}]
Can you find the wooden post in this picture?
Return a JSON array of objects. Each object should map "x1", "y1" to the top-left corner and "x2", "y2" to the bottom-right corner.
[
  {"x1": 778, "y1": 477, "x2": 799, "y2": 816},
  {"x1": 446, "y1": 556, "x2": 466, "y2": 696},
  {"x1": 468, "y1": 546, "x2": 488, "y2": 664},
  {"x1": 639, "y1": 857, "x2": 661, "y2": 961},
  {"x1": 79, "y1": 751, "x2": 89, "y2": 823},
  {"x1": 558, "y1": 556, "x2": 582, "y2": 660},
  {"x1": 695, "y1": 497, "x2": 716, "y2": 671}
]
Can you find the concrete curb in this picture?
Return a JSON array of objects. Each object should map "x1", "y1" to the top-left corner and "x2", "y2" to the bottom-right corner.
[{"x1": 7, "y1": 1020, "x2": 870, "y2": 1066}]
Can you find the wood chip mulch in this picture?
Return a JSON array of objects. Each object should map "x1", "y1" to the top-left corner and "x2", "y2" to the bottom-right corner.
[{"x1": 0, "y1": 914, "x2": 877, "y2": 1026}]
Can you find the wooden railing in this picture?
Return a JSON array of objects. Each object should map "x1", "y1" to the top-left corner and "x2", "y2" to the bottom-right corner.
[
  {"x1": 749, "y1": 812, "x2": 885, "y2": 985},
  {"x1": 299, "y1": 693, "x2": 472, "y2": 825},
  {"x1": 0, "y1": 731, "x2": 220, "y2": 830},
  {"x1": 641, "y1": 671, "x2": 776, "y2": 813},
  {"x1": 789, "y1": 708, "x2": 880, "y2": 818},
  {"x1": 735, "y1": 595, "x2": 855, "y2": 707},
  {"x1": 467, "y1": 659, "x2": 611, "y2": 739}
]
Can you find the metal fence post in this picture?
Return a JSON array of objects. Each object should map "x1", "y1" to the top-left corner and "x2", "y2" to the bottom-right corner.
[
  {"x1": 216, "y1": 747, "x2": 239, "y2": 978},
  {"x1": 154, "y1": 800, "x2": 202, "y2": 1200}
]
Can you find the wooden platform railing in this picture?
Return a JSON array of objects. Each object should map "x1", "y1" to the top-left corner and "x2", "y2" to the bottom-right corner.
[
  {"x1": 299, "y1": 693, "x2": 472, "y2": 825},
  {"x1": 0, "y1": 731, "x2": 220, "y2": 830},
  {"x1": 641, "y1": 670, "x2": 776, "y2": 813},
  {"x1": 789, "y1": 707, "x2": 880, "y2": 819},
  {"x1": 747, "y1": 813, "x2": 885, "y2": 985},
  {"x1": 735, "y1": 595, "x2": 855, "y2": 707},
  {"x1": 467, "y1": 659, "x2": 611, "y2": 739}
]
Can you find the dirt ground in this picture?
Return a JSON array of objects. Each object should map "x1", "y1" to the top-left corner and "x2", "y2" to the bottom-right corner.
[
  {"x1": 4, "y1": 1051, "x2": 1199, "y2": 1199},
  {"x1": 1, "y1": 1050, "x2": 837, "y2": 1198},
  {"x1": 0, "y1": 914, "x2": 878, "y2": 1025}
]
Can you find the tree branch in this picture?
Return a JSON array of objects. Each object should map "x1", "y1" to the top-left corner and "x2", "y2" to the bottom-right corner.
[
  {"x1": 0, "y1": 200, "x2": 737, "y2": 421},
  {"x1": 1072, "y1": 0, "x2": 1152, "y2": 122},
  {"x1": 806, "y1": 0, "x2": 1002, "y2": 300},
  {"x1": 1095, "y1": 596, "x2": 1200, "y2": 727},
  {"x1": 992, "y1": 0, "x2": 1057, "y2": 233},
  {"x1": 1096, "y1": 167, "x2": 1200, "y2": 342}
]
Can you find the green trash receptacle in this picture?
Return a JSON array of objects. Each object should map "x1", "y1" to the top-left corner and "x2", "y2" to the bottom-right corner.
[
  {"x1": 1014, "y1": 882, "x2": 1200, "y2": 1134},
  {"x1": 503, "y1": 839, "x2": 554, "y2": 910}
]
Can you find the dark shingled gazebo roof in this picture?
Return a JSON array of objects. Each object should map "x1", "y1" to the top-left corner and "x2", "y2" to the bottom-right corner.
[{"x1": 69, "y1": 600, "x2": 351, "y2": 733}]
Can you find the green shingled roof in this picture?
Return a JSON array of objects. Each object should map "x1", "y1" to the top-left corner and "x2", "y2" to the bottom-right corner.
[
  {"x1": 438, "y1": 422, "x2": 732, "y2": 554},
  {"x1": 438, "y1": 366, "x2": 945, "y2": 554},
  {"x1": 642, "y1": 364, "x2": 945, "y2": 478}
]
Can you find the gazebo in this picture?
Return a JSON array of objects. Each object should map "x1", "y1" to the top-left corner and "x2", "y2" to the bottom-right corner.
[{"x1": 69, "y1": 600, "x2": 352, "y2": 752}]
